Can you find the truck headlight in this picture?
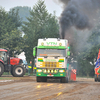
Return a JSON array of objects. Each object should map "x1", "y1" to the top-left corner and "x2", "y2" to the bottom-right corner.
[
  {"x1": 37, "y1": 69, "x2": 42, "y2": 72},
  {"x1": 43, "y1": 69, "x2": 46, "y2": 73},
  {"x1": 59, "y1": 70, "x2": 65, "y2": 73},
  {"x1": 47, "y1": 70, "x2": 50, "y2": 73},
  {"x1": 51, "y1": 70, "x2": 53, "y2": 73},
  {"x1": 54, "y1": 69, "x2": 57, "y2": 73}
]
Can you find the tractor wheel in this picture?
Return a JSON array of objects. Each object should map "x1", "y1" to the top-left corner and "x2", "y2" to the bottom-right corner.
[
  {"x1": 36, "y1": 77, "x2": 41, "y2": 82},
  {"x1": 61, "y1": 77, "x2": 68, "y2": 83},
  {"x1": 0, "y1": 63, "x2": 4, "y2": 77},
  {"x1": 13, "y1": 65, "x2": 25, "y2": 77},
  {"x1": 10, "y1": 70, "x2": 14, "y2": 76},
  {"x1": 98, "y1": 75, "x2": 100, "y2": 82},
  {"x1": 23, "y1": 67, "x2": 26, "y2": 75},
  {"x1": 10, "y1": 66, "x2": 14, "y2": 76},
  {"x1": 94, "y1": 74, "x2": 98, "y2": 82}
]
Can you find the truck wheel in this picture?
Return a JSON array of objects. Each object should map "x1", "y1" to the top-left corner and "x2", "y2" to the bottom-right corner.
[
  {"x1": 36, "y1": 77, "x2": 41, "y2": 82},
  {"x1": 61, "y1": 77, "x2": 68, "y2": 83},
  {"x1": 66, "y1": 77, "x2": 68, "y2": 83},
  {"x1": 94, "y1": 74, "x2": 98, "y2": 82},
  {"x1": 98, "y1": 75, "x2": 100, "y2": 82},
  {"x1": 13, "y1": 65, "x2": 25, "y2": 77},
  {"x1": 42, "y1": 77, "x2": 47, "y2": 82},
  {"x1": 0, "y1": 63, "x2": 4, "y2": 77}
]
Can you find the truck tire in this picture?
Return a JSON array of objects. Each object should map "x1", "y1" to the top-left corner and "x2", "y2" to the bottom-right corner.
[
  {"x1": 0, "y1": 63, "x2": 4, "y2": 77},
  {"x1": 36, "y1": 76, "x2": 41, "y2": 82},
  {"x1": 66, "y1": 77, "x2": 68, "y2": 83},
  {"x1": 42, "y1": 77, "x2": 47, "y2": 82},
  {"x1": 98, "y1": 75, "x2": 100, "y2": 82},
  {"x1": 61, "y1": 77, "x2": 68, "y2": 83},
  {"x1": 12, "y1": 65, "x2": 25, "y2": 77},
  {"x1": 94, "y1": 74, "x2": 98, "y2": 82}
]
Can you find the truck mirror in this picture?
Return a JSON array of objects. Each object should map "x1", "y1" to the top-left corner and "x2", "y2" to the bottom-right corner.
[
  {"x1": 33, "y1": 47, "x2": 36, "y2": 57},
  {"x1": 67, "y1": 51, "x2": 70, "y2": 56}
]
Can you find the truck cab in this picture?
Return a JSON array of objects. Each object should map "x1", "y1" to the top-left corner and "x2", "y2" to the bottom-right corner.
[{"x1": 33, "y1": 38, "x2": 71, "y2": 83}]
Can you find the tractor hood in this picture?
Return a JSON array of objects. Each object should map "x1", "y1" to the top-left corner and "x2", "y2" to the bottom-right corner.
[{"x1": 10, "y1": 57, "x2": 23, "y2": 65}]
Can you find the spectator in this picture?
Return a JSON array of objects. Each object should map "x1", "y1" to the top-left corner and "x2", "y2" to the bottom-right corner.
[
  {"x1": 33, "y1": 62, "x2": 37, "y2": 75},
  {"x1": 28, "y1": 61, "x2": 32, "y2": 76}
]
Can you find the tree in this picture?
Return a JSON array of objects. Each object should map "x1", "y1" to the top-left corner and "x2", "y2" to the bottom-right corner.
[
  {"x1": 8, "y1": 8, "x2": 22, "y2": 28},
  {"x1": 1, "y1": 29, "x2": 24, "y2": 56},
  {"x1": 9, "y1": 6, "x2": 31, "y2": 22},
  {"x1": 0, "y1": 7, "x2": 24, "y2": 56},
  {"x1": 0, "y1": 7, "x2": 10, "y2": 40},
  {"x1": 22, "y1": 0, "x2": 59, "y2": 62}
]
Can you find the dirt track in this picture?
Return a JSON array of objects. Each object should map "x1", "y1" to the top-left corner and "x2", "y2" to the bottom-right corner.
[{"x1": 0, "y1": 76, "x2": 100, "y2": 100}]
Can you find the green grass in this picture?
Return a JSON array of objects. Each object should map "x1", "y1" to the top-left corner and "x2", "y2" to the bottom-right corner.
[
  {"x1": 0, "y1": 77, "x2": 13, "y2": 80},
  {"x1": 3, "y1": 72, "x2": 11, "y2": 75}
]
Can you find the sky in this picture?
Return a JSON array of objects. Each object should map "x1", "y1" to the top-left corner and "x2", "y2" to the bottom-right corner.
[{"x1": 0, "y1": 0, "x2": 63, "y2": 17}]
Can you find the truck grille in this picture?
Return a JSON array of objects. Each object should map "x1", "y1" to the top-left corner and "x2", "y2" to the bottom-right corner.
[
  {"x1": 39, "y1": 62, "x2": 62, "y2": 68},
  {"x1": 45, "y1": 62, "x2": 57, "y2": 68}
]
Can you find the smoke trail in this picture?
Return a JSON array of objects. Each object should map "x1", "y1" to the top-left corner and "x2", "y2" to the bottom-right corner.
[{"x1": 59, "y1": 0, "x2": 100, "y2": 39}]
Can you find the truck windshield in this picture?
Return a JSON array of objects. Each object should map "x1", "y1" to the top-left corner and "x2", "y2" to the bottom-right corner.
[
  {"x1": 0, "y1": 51, "x2": 7, "y2": 63},
  {"x1": 37, "y1": 49, "x2": 66, "y2": 57}
]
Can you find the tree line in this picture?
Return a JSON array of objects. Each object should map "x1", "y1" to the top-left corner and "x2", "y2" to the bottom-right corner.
[{"x1": 0, "y1": 0, "x2": 100, "y2": 77}]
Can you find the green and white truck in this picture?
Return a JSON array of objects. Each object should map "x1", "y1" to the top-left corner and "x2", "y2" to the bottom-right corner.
[{"x1": 33, "y1": 38, "x2": 70, "y2": 83}]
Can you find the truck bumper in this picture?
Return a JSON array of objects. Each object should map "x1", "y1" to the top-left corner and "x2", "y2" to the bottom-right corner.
[{"x1": 36, "y1": 68, "x2": 67, "y2": 77}]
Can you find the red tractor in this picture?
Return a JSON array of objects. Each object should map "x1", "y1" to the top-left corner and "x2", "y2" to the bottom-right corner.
[{"x1": 0, "y1": 48, "x2": 26, "y2": 77}]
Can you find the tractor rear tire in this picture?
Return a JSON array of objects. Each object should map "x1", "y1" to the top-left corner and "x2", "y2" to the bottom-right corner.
[
  {"x1": 0, "y1": 63, "x2": 4, "y2": 77},
  {"x1": 10, "y1": 70, "x2": 14, "y2": 76},
  {"x1": 94, "y1": 74, "x2": 98, "y2": 82},
  {"x1": 12, "y1": 65, "x2": 25, "y2": 77},
  {"x1": 23, "y1": 67, "x2": 26, "y2": 75},
  {"x1": 10, "y1": 66, "x2": 14, "y2": 76}
]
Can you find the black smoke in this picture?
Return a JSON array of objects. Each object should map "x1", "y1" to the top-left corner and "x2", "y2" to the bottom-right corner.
[{"x1": 58, "y1": 0, "x2": 100, "y2": 39}]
